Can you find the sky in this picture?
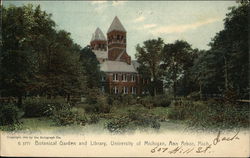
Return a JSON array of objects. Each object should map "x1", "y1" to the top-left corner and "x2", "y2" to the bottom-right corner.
[{"x1": 4, "y1": 1, "x2": 238, "y2": 59}]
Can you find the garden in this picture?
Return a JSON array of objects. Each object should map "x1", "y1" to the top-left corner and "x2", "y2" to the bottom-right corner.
[{"x1": 1, "y1": 92, "x2": 249, "y2": 133}]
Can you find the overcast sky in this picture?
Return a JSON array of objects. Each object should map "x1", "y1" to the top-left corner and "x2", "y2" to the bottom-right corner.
[{"x1": 4, "y1": 1, "x2": 237, "y2": 59}]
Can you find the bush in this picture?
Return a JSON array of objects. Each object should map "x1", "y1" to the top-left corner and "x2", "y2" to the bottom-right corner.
[
  {"x1": 187, "y1": 91, "x2": 201, "y2": 101},
  {"x1": 106, "y1": 106, "x2": 161, "y2": 133},
  {"x1": 23, "y1": 99, "x2": 70, "y2": 117},
  {"x1": 84, "y1": 103, "x2": 111, "y2": 114},
  {"x1": 107, "y1": 94, "x2": 137, "y2": 106},
  {"x1": 0, "y1": 103, "x2": 20, "y2": 126},
  {"x1": 153, "y1": 95, "x2": 172, "y2": 107},
  {"x1": 128, "y1": 108, "x2": 161, "y2": 130},
  {"x1": 84, "y1": 94, "x2": 111, "y2": 114},
  {"x1": 88, "y1": 114, "x2": 100, "y2": 124},
  {"x1": 52, "y1": 109, "x2": 87, "y2": 126},
  {"x1": 106, "y1": 116, "x2": 130, "y2": 133},
  {"x1": 0, "y1": 123, "x2": 24, "y2": 131},
  {"x1": 140, "y1": 95, "x2": 172, "y2": 108},
  {"x1": 84, "y1": 104, "x2": 100, "y2": 113},
  {"x1": 168, "y1": 98, "x2": 250, "y2": 129}
]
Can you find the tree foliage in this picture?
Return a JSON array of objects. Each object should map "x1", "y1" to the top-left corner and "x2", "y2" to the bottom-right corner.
[
  {"x1": 162, "y1": 40, "x2": 197, "y2": 98},
  {"x1": 187, "y1": 3, "x2": 249, "y2": 98},
  {"x1": 135, "y1": 38, "x2": 164, "y2": 96},
  {"x1": 79, "y1": 46, "x2": 101, "y2": 90},
  {"x1": 0, "y1": 4, "x2": 97, "y2": 105}
]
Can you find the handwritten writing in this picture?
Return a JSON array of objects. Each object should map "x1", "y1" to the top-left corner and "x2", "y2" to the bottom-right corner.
[{"x1": 150, "y1": 130, "x2": 240, "y2": 155}]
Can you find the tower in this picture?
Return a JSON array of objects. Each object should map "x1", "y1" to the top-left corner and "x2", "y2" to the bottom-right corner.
[
  {"x1": 90, "y1": 27, "x2": 107, "y2": 51},
  {"x1": 107, "y1": 16, "x2": 131, "y2": 64}
]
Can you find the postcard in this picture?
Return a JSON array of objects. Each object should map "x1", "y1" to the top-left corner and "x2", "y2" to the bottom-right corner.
[{"x1": 0, "y1": 0, "x2": 249, "y2": 157}]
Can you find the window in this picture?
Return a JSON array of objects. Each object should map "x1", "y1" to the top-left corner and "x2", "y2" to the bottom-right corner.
[
  {"x1": 114, "y1": 86, "x2": 119, "y2": 94},
  {"x1": 123, "y1": 87, "x2": 128, "y2": 94},
  {"x1": 101, "y1": 75, "x2": 106, "y2": 81},
  {"x1": 122, "y1": 74, "x2": 127, "y2": 81},
  {"x1": 131, "y1": 74, "x2": 136, "y2": 82},
  {"x1": 131, "y1": 87, "x2": 137, "y2": 94},
  {"x1": 113, "y1": 73, "x2": 118, "y2": 81},
  {"x1": 101, "y1": 86, "x2": 105, "y2": 93}
]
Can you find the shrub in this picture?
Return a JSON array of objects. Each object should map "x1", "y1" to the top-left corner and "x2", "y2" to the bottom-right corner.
[
  {"x1": 140, "y1": 95, "x2": 172, "y2": 108},
  {"x1": 84, "y1": 103, "x2": 111, "y2": 114},
  {"x1": 85, "y1": 88, "x2": 102, "y2": 104},
  {"x1": 23, "y1": 99, "x2": 70, "y2": 117},
  {"x1": 84, "y1": 104, "x2": 100, "y2": 113},
  {"x1": 52, "y1": 109, "x2": 87, "y2": 126},
  {"x1": 128, "y1": 108, "x2": 161, "y2": 130},
  {"x1": 187, "y1": 91, "x2": 201, "y2": 101},
  {"x1": 88, "y1": 114, "x2": 100, "y2": 124},
  {"x1": 0, "y1": 103, "x2": 20, "y2": 126},
  {"x1": 153, "y1": 95, "x2": 172, "y2": 107},
  {"x1": 0, "y1": 123, "x2": 24, "y2": 131},
  {"x1": 106, "y1": 106, "x2": 161, "y2": 133},
  {"x1": 106, "y1": 116, "x2": 130, "y2": 133},
  {"x1": 168, "y1": 98, "x2": 250, "y2": 129},
  {"x1": 84, "y1": 94, "x2": 111, "y2": 114}
]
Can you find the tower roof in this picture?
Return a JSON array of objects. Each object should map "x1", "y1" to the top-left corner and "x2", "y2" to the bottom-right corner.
[
  {"x1": 107, "y1": 16, "x2": 126, "y2": 33},
  {"x1": 91, "y1": 27, "x2": 106, "y2": 41}
]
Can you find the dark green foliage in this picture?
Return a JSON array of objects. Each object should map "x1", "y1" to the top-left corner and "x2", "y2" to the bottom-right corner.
[
  {"x1": 0, "y1": 123, "x2": 24, "y2": 131},
  {"x1": 84, "y1": 103, "x2": 111, "y2": 114},
  {"x1": 140, "y1": 95, "x2": 172, "y2": 108},
  {"x1": 153, "y1": 95, "x2": 172, "y2": 107},
  {"x1": 106, "y1": 106, "x2": 161, "y2": 133},
  {"x1": 184, "y1": 3, "x2": 249, "y2": 98},
  {"x1": 128, "y1": 109, "x2": 161, "y2": 129},
  {"x1": 106, "y1": 116, "x2": 130, "y2": 133},
  {"x1": 168, "y1": 99, "x2": 250, "y2": 129},
  {"x1": 162, "y1": 40, "x2": 197, "y2": 98},
  {"x1": 88, "y1": 114, "x2": 100, "y2": 124},
  {"x1": 52, "y1": 109, "x2": 87, "y2": 126},
  {"x1": 1, "y1": 5, "x2": 85, "y2": 105},
  {"x1": 0, "y1": 104, "x2": 20, "y2": 125},
  {"x1": 84, "y1": 89, "x2": 111, "y2": 114},
  {"x1": 135, "y1": 38, "x2": 165, "y2": 96},
  {"x1": 80, "y1": 46, "x2": 101, "y2": 89},
  {"x1": 187, "y1": 91, "x2": 201, "y2": 101},
  {"x1": 23, "y1": 99, "x2": 70, "y2": 117}
]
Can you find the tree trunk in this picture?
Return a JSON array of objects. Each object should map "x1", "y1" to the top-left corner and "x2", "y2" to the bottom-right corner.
[
  {"x1": 199, "y1": 80, "x2": 202, "y2": 100},
  {"x1": 224, "y1": 55, "x2": 229, "y2": 91},
  {"x1": 173, "y1": 62, "x2": 177, "y2": 100},
  {"x1": 17, "y1": 95, "x2": 22, "y2": 107},
  {"x1": 173, "y1": 80, "x2": 176, "y2": 100},
  {"x1": 67, "y1": 94, "x2": 70, "y2": 102},
  {"x1": 47, "y1": 94, "x2": 51, "y2": 99},
  {"x1": 154, "y1": 86, "x2": 157, "y2": 97},
  {"x1": 173, "y1": 67, "x2": 177, "y2": 100}
]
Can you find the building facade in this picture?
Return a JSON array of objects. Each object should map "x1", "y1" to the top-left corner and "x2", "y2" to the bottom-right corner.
[{"x1": 90, "y1": 16, "x2": 151, "y2": 95}]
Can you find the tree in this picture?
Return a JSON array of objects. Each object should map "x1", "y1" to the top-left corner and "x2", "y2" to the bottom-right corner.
[
  {"x1": 205, "y1": 2, "x2": 249, "y2": 97},
  {"x1": 1, "y1": 4, "x2": 86, "y2": 104},
  {"x1": 135, "y1": 38, "x2": 164, "y2": 96},
  {"x1": 79, "y1": 46, "x2": 101, "y2": 90},
  {"x1": 1, "y1": 5, "x2": 42, "y2": 106},
  {"x1": 162, "y1": 40, "x2": 195, "y2": 99}
]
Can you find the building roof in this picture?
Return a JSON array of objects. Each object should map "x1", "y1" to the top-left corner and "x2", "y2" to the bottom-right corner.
[
  {"x1": 93, "y1": 50, "x2": 108, "y2": 59},
  {"x1": 132, "y1": 60, "x2": 140, "y2": 70},
  {"x1": 107, "y1": 16, "x2": 126, "y2": 33},
  {"x1": 91, "y1": 27, "x2": 106, "y2": 41},
  {"x1": 100, "y1": 60, "x2": 137, "y2": 73}
]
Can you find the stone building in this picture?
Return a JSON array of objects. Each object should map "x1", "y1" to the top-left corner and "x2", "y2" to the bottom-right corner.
[{"x1": 90, "y1": 16, "x2": 158, "y2": 95}]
